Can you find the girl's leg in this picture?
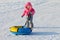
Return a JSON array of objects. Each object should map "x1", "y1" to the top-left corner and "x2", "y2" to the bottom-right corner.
[
  {"x1": 27, "y1": 20, "x2": 29, "y2": 27},
  {"x1": 30, "y1": 20, "x2": 33, "y2": 28},
  {"x1": 30, "y1": 16, "x2": 33, "y2": 28},
  {"x1": 25, "y1": 20, "x2": 29, "y2": 27},
  {"x1": 25, "y1": 16, "x2": 29, "y2": 27}
]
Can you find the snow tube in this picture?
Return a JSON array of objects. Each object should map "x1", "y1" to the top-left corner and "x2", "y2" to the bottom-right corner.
[{"x1": 9, "y1": 26, "x2": 32, "y2": 35}]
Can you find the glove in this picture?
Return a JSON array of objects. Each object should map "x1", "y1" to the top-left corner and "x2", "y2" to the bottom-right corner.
[
  {"x1": 21, "y1": 16, "x2": 23, "y2": 18},
  {"x1": 29, "y1": 12, "x2": 32, "y2": 14}
]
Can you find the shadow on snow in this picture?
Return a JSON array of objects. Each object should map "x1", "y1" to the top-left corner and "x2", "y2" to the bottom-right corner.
[{"x1": 30, "y1": 32, "x2": 59, "y2": 35}]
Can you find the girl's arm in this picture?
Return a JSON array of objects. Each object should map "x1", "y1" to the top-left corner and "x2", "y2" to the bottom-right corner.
[
  {"x1": 32, "y1": 8, "x2": 35, "y2": 15},
  {"x1": 21, "y1": 10, "x2": 26, "y2": 17}
]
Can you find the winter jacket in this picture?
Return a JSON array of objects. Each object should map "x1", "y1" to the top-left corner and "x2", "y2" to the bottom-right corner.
[{"x1": 21, "y1": 2, "x2": 35, "y2": 17}]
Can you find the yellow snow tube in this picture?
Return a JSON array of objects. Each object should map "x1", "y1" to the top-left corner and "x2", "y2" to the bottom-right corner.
[{"x1": 9, "y1": 26, "x2": 22, "y2": 32}]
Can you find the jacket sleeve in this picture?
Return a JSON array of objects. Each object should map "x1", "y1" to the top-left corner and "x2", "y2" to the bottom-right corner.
[
  {"x1": 21, "y1": 10, "x2": 26, "y2": 17},
  {"x1": 32, "y1": 8, "x2": 35, "y2": 15}
]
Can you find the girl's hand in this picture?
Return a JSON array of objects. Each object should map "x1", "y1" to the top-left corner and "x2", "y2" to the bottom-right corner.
[
  {"x1": 29, "y1": 12, "x2": 32, "y2": 14},
  {"x1": 21, "y1": 16, "x2": 23, "y2": 18}
]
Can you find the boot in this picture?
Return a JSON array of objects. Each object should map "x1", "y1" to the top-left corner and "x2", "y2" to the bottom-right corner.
[{"x1": 30, "y1": 23, "x2": 33, "y2": 30}]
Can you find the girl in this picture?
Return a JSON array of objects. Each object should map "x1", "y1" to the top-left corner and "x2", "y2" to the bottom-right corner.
[{"x1": 21, "y1": 2, "x2": 35, "y2": 29}]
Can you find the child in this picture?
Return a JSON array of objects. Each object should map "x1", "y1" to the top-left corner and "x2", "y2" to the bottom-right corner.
[{"x1": 21, "y1": 2, "x2": 35, "y2": 29}]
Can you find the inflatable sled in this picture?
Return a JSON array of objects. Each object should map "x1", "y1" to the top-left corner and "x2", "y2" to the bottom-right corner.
[{"x1": 9, "y1": 26, "x2": 32, "y2": 35}]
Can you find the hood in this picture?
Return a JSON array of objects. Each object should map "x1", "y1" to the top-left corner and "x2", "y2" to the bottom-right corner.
[{"x1": 25, "y1": 2, "x2": 32, "y2": 8}]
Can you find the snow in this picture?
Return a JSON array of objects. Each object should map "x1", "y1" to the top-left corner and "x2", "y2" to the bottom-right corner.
[{"x1": 0, "y1": 0, "x2": 60, "y2": 40}]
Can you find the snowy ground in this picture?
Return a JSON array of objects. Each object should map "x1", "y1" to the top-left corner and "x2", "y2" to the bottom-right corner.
[{"x1": 0, "y1": 0, "x2": 60, "y2": 40}]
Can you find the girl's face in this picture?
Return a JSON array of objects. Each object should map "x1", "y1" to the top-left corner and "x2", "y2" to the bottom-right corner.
[{"x1": 26, "y1": 5, "x2": 31, "y2": 10}]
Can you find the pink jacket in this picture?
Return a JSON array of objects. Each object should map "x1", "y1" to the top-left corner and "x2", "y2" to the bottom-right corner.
[{"x1": 21, "y1": 2, "x2": 35, "y2": 17}]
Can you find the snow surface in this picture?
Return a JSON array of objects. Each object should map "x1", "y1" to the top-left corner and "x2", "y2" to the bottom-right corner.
[{"x1": 0, "y1": 0, "x2": 60, "y2": 40}]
